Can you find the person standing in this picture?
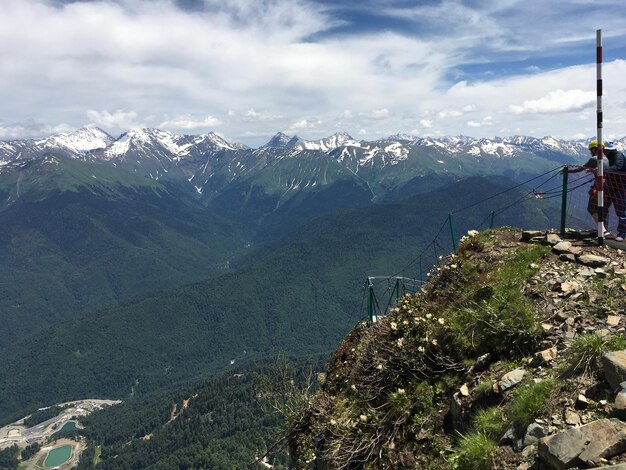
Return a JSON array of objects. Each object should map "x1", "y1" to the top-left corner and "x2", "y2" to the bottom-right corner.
[
  {"x1": 603, "y1": 141, "x2": 626, "y2": 241},
  {"x1": 569, "y1": 140, "x2": 610, "y2": 232}
]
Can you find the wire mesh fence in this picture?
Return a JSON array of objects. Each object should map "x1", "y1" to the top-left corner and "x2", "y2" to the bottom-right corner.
[{"x1": 563, "y1": 167, "x2": 626, "y2": 240}]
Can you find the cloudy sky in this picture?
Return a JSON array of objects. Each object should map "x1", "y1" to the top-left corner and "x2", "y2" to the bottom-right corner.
[{"x1": 2, "y1": 0, "x2": 626, "y2": 146}]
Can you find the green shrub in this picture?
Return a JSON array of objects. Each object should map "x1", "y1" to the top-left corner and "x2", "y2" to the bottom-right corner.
[
  {"x1": 450, "y1": 245, "x2": 546, "y2": 356},
  {"x1": 565, "y1": 333, "x2": 604, "y2": 376},
  {"x1": 473, "y1": 407, "x2": 506, "y2": 439},
  {"x1": 564, "y1": 333, "x2": 626, "y2": 377},
  {"x1": 507, "y1": 379, "x2": 555, "y2": 429},
  {"x1": 452, "y1": 432, "x2": 497, "y2": 470}
]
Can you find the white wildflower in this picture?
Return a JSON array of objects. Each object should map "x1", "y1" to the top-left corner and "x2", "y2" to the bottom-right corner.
[
  {"x1": 418, "y1": 346, "x2": 425, "y2": 353},
  {"x1": 396, "y1": 337, "x2": 405, "y2": 348},
  {"x1": 432, "y1": 339, "x2": 438, "y2": 346},
  {"x1": 426, "y1": 313, "x2": 432, "y2": 319},
  {"x1": 397, "y1": 388, "x2": 406, "y2": 395},
  {"x1": 390, "y1": 321, "x2": 398, "y2": 331},
  {"x1": 360, "y1": 414, "x2": 368, "y2": 422},
  {"x1": 467, "y1": 229, "x2": 479, "y2": 237},
  {"x1": 438, "y1": 318, "x2": 445, "y2": 325},
  {"x1": 351, "y1": 384, "x2": 357, "y2": 391}
]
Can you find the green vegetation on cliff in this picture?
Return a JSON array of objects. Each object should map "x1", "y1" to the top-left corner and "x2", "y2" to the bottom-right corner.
[{"x1": 287, "y1": 228, "x2": 626, "y2": 469}]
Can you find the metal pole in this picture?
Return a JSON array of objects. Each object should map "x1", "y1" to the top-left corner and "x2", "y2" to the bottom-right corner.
[
  {"x1": 597, "y1": 29, "x2": 605, "y2": 246},
  {"x1": 489, "y1": 211, "x2": 495, "y2": 229},
  {"x1": 560, "y1": 166, "x2": 569, "y2": 236},
  {"x1": 448, "y1": 213, "x2": 458, "y2": 252},
  {"x1": 367, "y1": 278, "x2": 374, "y2": 322}
]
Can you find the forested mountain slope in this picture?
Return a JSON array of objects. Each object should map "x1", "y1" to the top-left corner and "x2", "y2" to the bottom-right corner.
[
  {"x1": 0, "y1": 155, "x2": 246, "y2": 347},
  {"x1": 0, "y1": 176, "x2": 562, "y2": 422}
]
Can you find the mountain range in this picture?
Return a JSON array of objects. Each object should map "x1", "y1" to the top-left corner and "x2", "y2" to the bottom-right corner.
[
  {"x1": 0, "y1": 127, "x2": 594, "y2": 236},
  {"x1": 0, "y1": 127, "x2": 593, "y2": 202}
]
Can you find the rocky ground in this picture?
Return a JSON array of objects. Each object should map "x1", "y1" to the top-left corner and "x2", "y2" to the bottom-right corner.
[
  {"x1": 456, "y1": 229, "x2": 626, "y2": 470},
  {"x1": 290, "y1": 227, "x2": 626, "y2": 470}
]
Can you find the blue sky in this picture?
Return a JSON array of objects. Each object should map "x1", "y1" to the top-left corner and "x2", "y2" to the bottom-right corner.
[{"x1": 1, "y1": 0, "x2": 626, "y2": 146}]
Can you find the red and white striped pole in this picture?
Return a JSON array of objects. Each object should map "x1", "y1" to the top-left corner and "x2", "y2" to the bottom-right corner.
[{"x1": 596, "y1": 29, "x2": 604, "y2": 245}]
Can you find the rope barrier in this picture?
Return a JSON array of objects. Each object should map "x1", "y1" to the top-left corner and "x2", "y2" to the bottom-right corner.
[{"x1": 360, "y1": 161, "x2": 626, "y2": 321}]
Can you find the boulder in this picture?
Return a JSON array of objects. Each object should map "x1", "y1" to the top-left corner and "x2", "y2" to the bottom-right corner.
[
  {"x1": 603, "y1": 351, "x2": 626, "y2": 391},
  {"x1": 564, "y1": 409, "x2": 581, "y2": 426},
  {"x1": 498, "y1": 368, "x2": 526, "y2": 392},
  {"x1": 553, "y1": 241, "x2": 573, "y2": 253},
  {"x1": 470, "y1": 353, "x2": 491, "y2": 372},
  {"x1": 524, "y1": 423, "x2": 547, "y2": 446},
  {"x1": 607, "y1": 315, "x2": 621, "y2": 327},
  {"x1": 522, "y1": 230, "x2": 544, "y2": 242},
  {"x1": 578, "y1": 254, "x2": 610, "y2": 267},
  {"x1": 449, "y1": 392, "x2": 464, "y2": 431},
  {"x1": 538, "y1": 418, "x2": 626, "y2": 469},
  {"x1": 546, "y1": 233, "x2": 562, "y2": 245},
  {"x1": 614, "y1": 387, "x2": 626, "y2": 413},
  {"x1": 575, "y1": 394, "x2": 589, "y2": 410},
  {"x1": 531, "y1": 348, "x2": 558, "y2": 367}
]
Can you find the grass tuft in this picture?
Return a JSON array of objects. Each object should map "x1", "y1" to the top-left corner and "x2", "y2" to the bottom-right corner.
[
  {"x1": 507, "y1": 378, "x2": 555, "y2": 429},
  {"x1": 563, "y1": 333, "x2": 626, "y2": 377},
  {"x1": 473, "y1": 407, "x2": 506, "y2": 440},
  {"x1": 452, "y1": 432, "x2": 497, "y2": 470}
]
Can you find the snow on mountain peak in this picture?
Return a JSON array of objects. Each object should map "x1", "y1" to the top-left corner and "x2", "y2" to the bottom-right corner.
[
  {"x1": 196, "y1": 132, "x2": 240, "y2": 151},
  {"x1": 286, "y1": 132, "x2": 361, "y2": 152},
  {"x1": 40, "y1": 127, "x2": 114, "y2": 154},
  {"x1": 262, "y1": 132, "x2": 293, "y2": 148}
]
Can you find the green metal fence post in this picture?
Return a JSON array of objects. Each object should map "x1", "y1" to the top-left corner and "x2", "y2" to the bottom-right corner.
[
  {"x1": 367, "y1": 278, "x2": 374, "y2": 323},
  {"x1": 448, "y1": 213, "x2": 458, "y2": 252},
  {"x1": 560, "y1": 166, "x2": 569, "y2": 236},
  {"x1": 489, "y1": 211, "x2": 495, "y2": 229}
]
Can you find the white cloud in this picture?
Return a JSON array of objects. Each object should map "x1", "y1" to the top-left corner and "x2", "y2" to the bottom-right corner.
[
  {"x1": 1, "y1": 0, "x2": 626, "y2": 145},
  {"x1": 0, "y1": 121, "x2": 72, "y2": 139},
  {"x1": 361, "y1": 108, "x2": 390, "y2": 120},
  {"x1": 87, "y1": 109, "x2": 143, "y2": 129},
  {"x1": 438, "y1": 110, "x2": 463, "y2": 118},
  {"x1": 419, "y1": 119, "x2": 434, "y2": 128},
  {"x1": 291, "y1": 119, "x2": 322, "y2": 130},
  {"x1": 159, "y1": 115, "x2": 222, "y2": 129},
  {"x1": 240, "y1": 109, "x2": 282, "y2": 122},
  {"x1": 509, "y1": 89, "x2": 596, "y2": 114}
]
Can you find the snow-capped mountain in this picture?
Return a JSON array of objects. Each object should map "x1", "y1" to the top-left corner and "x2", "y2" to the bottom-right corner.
[
  {"x1": 0, "y1": 127, "x2": 115, "y2": 164},
  {"x1": 39, "y1": 127, "x2": 114, "y2": 155},
  {"x1": 0, "y1": 126, "x2": 610, "y2": 207}
]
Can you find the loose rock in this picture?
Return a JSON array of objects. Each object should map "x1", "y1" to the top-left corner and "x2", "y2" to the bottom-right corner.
[
  {"x1": 603, "y1": 351, "x2": 626, "y2": 391},
  {"x1": 499, "y1": 368, "x2": 526, "y2": 392},
  {"x1": 538, "y1": 418, "x2": 626, "y2": 469},
  {"x1": 578, "y1": 254, "x2": 610, "y2": 267}
]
